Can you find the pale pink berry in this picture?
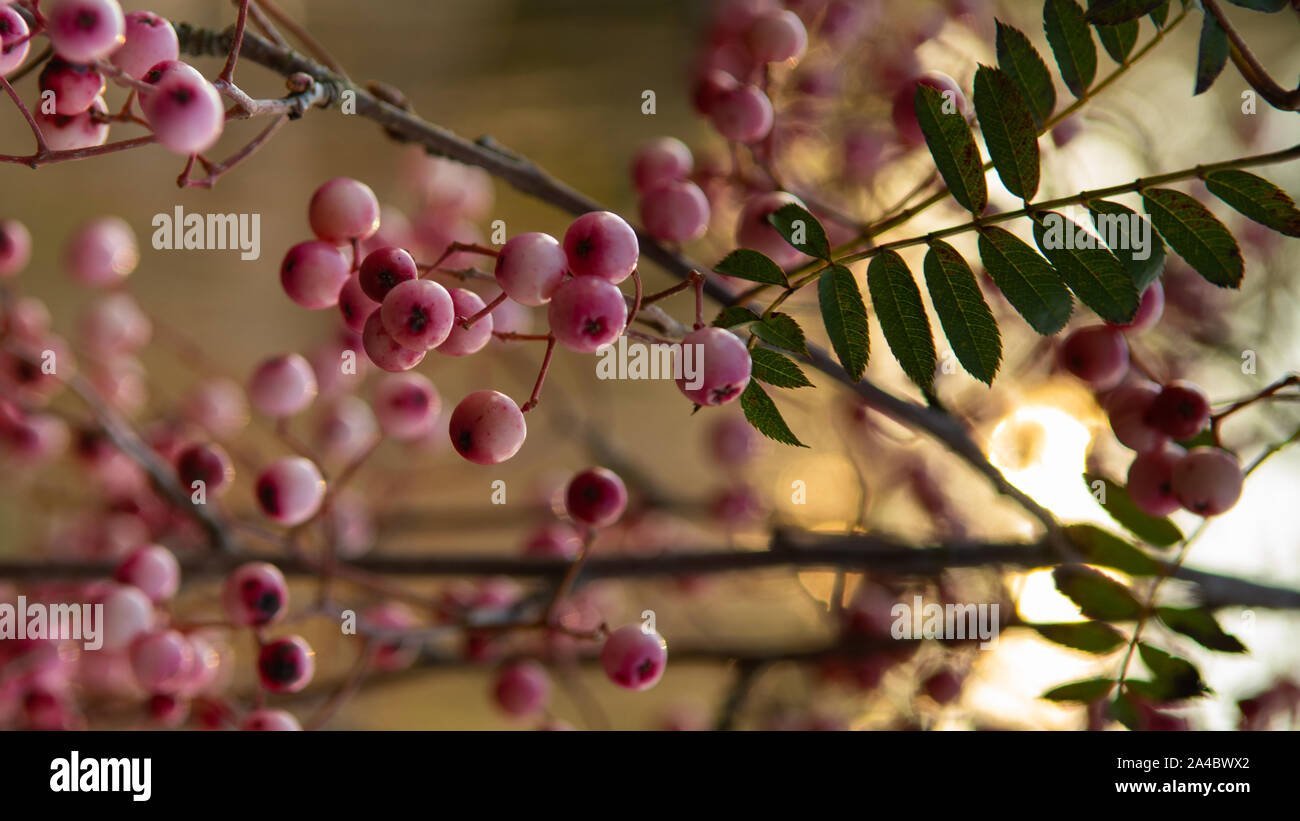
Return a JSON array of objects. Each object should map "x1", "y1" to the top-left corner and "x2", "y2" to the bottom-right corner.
[
  {"x1": 631, "y1": 137, "x2": 694, "y2": 194},
  {"x1": 676, "y1": 327, "x2": 752, "y2": 406},
  {"x1": 547, "y1": 276, "x2": 628, "y2": 353},
  {"x1": 735, "y1": 191, "x2": 808, "y2": 269},
  {"x1": 0, "y1": 219, "x2": 32, "y2": 277},
  {"x1": 39, "y1": 58, "x2": 106, "y2": 115},
  {"x1": 36, "y1": 95, "x2": 110, "y2": 152},
  {"x1": 110, "y1": 11, "x2": 178, "y2": 80},
  {"x1": 175, "y1": 442, "x2": 234, "y2": 496},
  {"x1": 45, "y1": 0, "x2": 126, "y2": 64},
  {"x1": 3, "y1": 412, "x2": 70, "y2": 464},
  {"x1": 710, "y1": 84, "x2": 774, "y2": 143},
  {"x1": 372, "y1": 373, "x2": 440, "y2": 440},
  {"x1": 309, "y1": 177, "x2": 380, "y2": 243},
  {"x1": 494, "y1": 232, "x2": 567, "y2": 306},
  {"x1": 692, "y1": 67, "x2": 740, "y2": 116},
  {"x1": 565, "y1": 467, "x2": 628, "y2": 528},
  {"x1": 241, "y1": 709, "x2": 301, "y2": 731},
  {"x1": 563, "y1": 211, "x2": 639, "y2": 284},
  {"x1": 337, "y1": 274, "x2": 379, "y2": 332},
  {"x1": 3, "y1": 295, "x2": 50, "y2": 340},
  {"x1": 1112, "y1": 281, "x2": 1165, "y2": 334},
  {"x1": 100, "y1": 583, "x2": 155, "y2": 651},
  {"x1": 1057, "y1": 325, "x2": 1129, "y2": 390},
  {"x1": 1106, "y1": 381, "x2": 1167, "y2": 453},
  {"x1": 254, "y1": 457, "x2": 326, "y2": 526},
  {"x1": 746, "y1": 9, "x2": 808, "y2": 63},
  {"x1": 314, "y1": 396, "x2": 378, "y2": 461},
  {"x1": 182, "y1": 377, "x2": 248, "y2": 438},
  {"x1": 362, "y1": 310, "x2": 426, "y2": 372},
  {"x1": 1126, "y1": 444, "x2": 1186, "y2": 517},
  {"x1": 80, "y1": 292, "x2": 151, "y2": 354},
  {"x1": 65, "y1": 216, "x2": 138, "y2": 287},
  {"x1": 438, "y1": 288, "x2": 493, "y2": 356},
  {"x1": 280, "y1": 240, "x2": 350, "y2": 310},
  {"x1": 601, "y1": 624, "x2": 668, "y2": 691},
  {"x1": 141, "y1": 66, "x2": 224, "y2": 155},
  {"x1": 363, "y1": 602, "x2": 420, "y2": 672},
  {"x1": 641, "y1": 181, "x2": 711, "y2": 243},
  {"x1": 380, "y1": 278, "x2": 455, "y2": 351},
  {"x1": 843, "y1": 127, "x2": 888, "y2": 183},
  {"x1": 0, "y1": 6, "x2": 32, "y2": 76},
  {"x1": 130, "y1": 629, "x2": 194, "y2": 693},
  {"x1": 1144, "y1": 380, "x2": 1211, "y2": 440},
  {"x1": 522, "y1": 522, "x2": 583, "y2": 560},
  {"x1": 358, "y1": 246, "x2": 418, "y2": 302},
  {"x1": 330, "y1": 492, "x2": 375, "y2": 559},
  {"x1": 223, "y1": 562, "x2": 289, "y2": 627},
  {"x1": 248, "y1": 353, "x2": 318, "y2": 418},
  {"x1": 1051, "y1": 116, "x2": 1083, "y2": 148},
  {"x1": 448, "y1": 390, "x2": 527, "y2": 465},
  {"x1": 114, "y1": 544, "x2": 180, "y2": 603},
  {"x1": 893, "y1": 71, "x2": 967, "y2": 147},
  {"x1": 1171, "y1": 447, "x2": 1244, "y2": 516},
  {"x1": 493, "y1": 660, "x2": 550, "y2": 716},
  {"x1": 710, "y1": 414, "x2": 761, "y2": 466},
  {"x1": 257, "y1": 636, "x2": 315, "y2": 694}
]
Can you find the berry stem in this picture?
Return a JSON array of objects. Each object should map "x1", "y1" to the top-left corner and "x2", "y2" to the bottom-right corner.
[
  {"x1": 218, "y1": 0, "x2": 252, "y2": 85},
  {"x1": 458, "y1": 290, "x2": 506, "y2": 329},
  {"x1": 520, "y1": 334, "x2": 557, "y2": 413},
  {"x1": 0, "y1": 74, "x2": 48, "y2": 156}
]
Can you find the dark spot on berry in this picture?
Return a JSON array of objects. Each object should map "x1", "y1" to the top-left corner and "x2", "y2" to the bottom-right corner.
[
  {"x1": 456, "y1": 429, "x2": 473, "y2": 453},
  {"x1": 255, "y1": 590, "x2": 281, "y2": 619},
  {"x1": 407, "y1": 307, "x2": 428, "y2": 333},
  {"x1": 379, "y1": 270, "x2": 396, "y2": 289},
  {"x1": 256, "y1": 479, "x2": 280, "y2": 515},
  {"x1": 395, "y1": 387, "x2": 427, "y2": 412},
  {"x1": 575, "y1": 237, "x2": 593, "y2": 259},
  {"x1": 711, "y1": 384, "x2": 741, "y2": 404},
  {"x1": 261, "y1": 644, "x2": 300, "y2": 684},
  {"x1": 582, "y1": 317, "x2": 606, "y2": 337},
  {"x1": 636, "y1": 658, "x2": 656, "y2": 682},
  {"x1": 172, "y1": 88, "x2": 194, "y2": 105},
  {"x1": 75, "y1": 10, "x2": 99, "y2": 31}
]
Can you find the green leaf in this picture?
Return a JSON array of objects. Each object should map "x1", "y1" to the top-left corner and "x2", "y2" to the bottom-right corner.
[
  {"x1": 1032, "y1": 212, "x2": 1139, "y2": 323},
  {"x1": 1134, "y1": 643, "x2": 1210, "y2": 701},
  {"x1": 1065, "y1": 524, "x2": 1162, "y2": 576},
  {"x1": 1176, "y1": 427, "x2": 1217, "y2": 450},
  {"x1": 973, "y1": 65, "x2": 1041, "y2": 200},
  {"x1": 1149, "y1": 0, "x2": 1171, "y2": 27},
  {"x1": 977, "y1": 226, "x2": 1073, "y2": 335},
  {"x1": 1053, "y1": 564, "x2": 1143, "y2": 621},
  {"x1": 749, "y1": 347, "x2": 812, "y2": 389},
  {"x1": 817, "y1": 264, "x2": 871, "y2": 381},
  {"x1": 923, "y1": 240, "x2": 1001, "y2": 384},
  {"x1": 1156, "y1": 607, "x2": 1248, "y2": 653},
  {"x1": 1087, "y1": 200, "x2": 1166, "y2": 290},
  {"x1": 712, "y1": 305, "x2": 760, "y2": 329},
  {"x1": 715, "y1": 249, "x2": 789, "y2": 286},
  {"x1": 1204, "y1": 170, "x2": 1300, "y2": 237},
  {"x1": 1044, "y1": 0, "x2": 1098, "y2": 98},
  {"x1": 1225, "y1": 0, "x2": 1288, "y2": 11},
  {"x1": 1043, "y1": 677, "x2": 1116, "y2": 702},
  {"x1": 1034, "y1": 622, "x2": 1127, "y2": 654},
  {"x1": 1142, "y1": 188, "x2": 1244, "y2": 288},
  {"x1": 915, "y1": 83, "x2": 987, "y2": 215},
  {"x1": 1084, "y1": 0, "x2": 1166, "y2": 24},
  {"x1": 1084, "y1": 473, "x2": 1184, "y2": 547},
  {"x1": 1110, "y1": 691, "x2": 1141, "y2": 728},
  {"x1": 740, "y1": 381, "x2": 806, "y2": 447},
  {"x1": 1194, "y1": 11, "x2": 1229, "y2": 95},
  {"x1": 995, "y1": 20, "x2": 1056, "y2": 130},
  {"x1": 1089, "y1": 1, "x2": 1139, "y2": 64},
  {"x1": 867, "y1": 251, "x2": 937, "y2": 391},
  {"x1": 767, "y1": 203, "x2": 831, "y2": 260},
  {"x1": 751, "y1": 312, "x2": 809, "y2": 356}
]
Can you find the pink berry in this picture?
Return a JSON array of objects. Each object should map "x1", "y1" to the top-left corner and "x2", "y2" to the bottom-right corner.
[
  {"x1": 494, "y1": 232, "x2": 567, "y2": 306},
  {"x1": 565, "y1": 467, "x2": 628, "y2": 528},
  {"x1": 223, "y1": 562, "x2": 289, "y2": 627},
  {"x1": 641, "y1": 181, "x2": 711, "y2": 243},
  {"x1": 493, "y1": 660, "x2": 550, "y2": 716},
  {"x1": 676, "y1": 327, "x2": 752, "y2": 406},
  {"x1": 4, "y1": 295, "x2": 51, "y2": 340},
  {"x1": 631, "y1": 137, "x2": 694, "y2": 194},
  {"x1": 363, "y1": 602, "x2": 420, "y2": 672},
  {"x1": 80, "y1": 292, "x2": 151, "y2": 354},
  {"x1": 1126, "y1": 444, "x2": 1186, "y2": 517},
  {"x1": 600, "y1": 624, "x2": 668, "y2": 691},
  {"x1": 735, "y1": 191, "x2": 808, "y2": 269},
  {"x1": 130, "y1": 629, "x2": 194, "y2": 693},
  {"x1": 39, "y1": 58, "x2": 106, "y2": 115},
  {"x1": 746, "y1": 10, "x2": 808, "y2": 63},
  {"x1": 922, "y1": 669, "x2": 964, "y2": 705},
  {"x1": 182, "y1": 377, "x2": 248, "y2": 438},
  {"x1": 1111, "y1": 281, "x2": 1165, "y2": 334},
  {"x1": 248, "y1": 353, "x2": 318, "y2": 418},
  {"x1": 546, "y1": 276, "x2": 628, "y2": 353},
  {"x1": 337, "y1": 274, "x2": 379, "y2": 332},
  {"x1": 1171, "y1": 447, "x2": 1244, "y2": 516},
  {"x1": 110, "y1": 11, "x2": 178, "y2": 79},
  {"x1": 892, "y1": 71, "x2": 967, "y2": 147},
  {"x1": 0, "y1": 6, "x2": 32, "y2": 76},
  {"x1": 521, "y1": 522, "x2": 583, "y2": 560},
  {"x1": 438, "y1": 288, "x2": 493, "y2": 356},
  {"x1": 710, "y1": 414, "x2": 761, "y2": 466},
  {"x1": 358, "y1": 246, "x2": 418, "y2": 302},
  {"x1": 100, "y1": 583, "x2": 155, "y2": 651},
  {"x1": 254, "y1": 456, "x2": 326, "y2": 526},
  {"x1": 448, "y1": 390, "x2": 527, "y2": 465},
  {"x1": 1144, "y1": 381, "x2": 1211, "y2": 440},
  {"x1": 45, "y1": 0, "x2": 126, "y2": 64},
  {"x1": 114, "y1": 544, "x2": 180, "y2": 602},
  {"x1": 141, "y1": 65, "x2": 224, "y2": 155},
  {"x1": 257, "y1": 636, "x2": 315, "y2": 694},
  {"x1": 372, "y1": 373, "x2": 440, "y2": 440},
  {"x1": 309, "y1": 177, "x2": 381, "y2": 243},
  {"x1": 1051, "y1": 116, "x2": 1083, "y2": 148},
  {"x1": 175, "y1": 442, "x2": 234, "y2": 496},
  {"x1": 241, "y1": 709, "x2": 301, "y2": 731},
  {"x1": 280, "y1": 240, "x2": 350, "y2": 310},
  {"x1": 65, "y1": 216, "x2": 138, "y2": 287},
  {"x1": 563, "y1": 211, "x2": 639, "y2": 284},
  {"x1": 1057, "y1": 325, "x2": 1129, "y2": 390},
  {"x1": 1106, "y1": 381, "x2": 1167, "y2": 453},
  {"x1": 710, "y1": 84, "x2": 775, "y2": 143},
  {"x1": 362, "y1": 310, "x2": 427, "y2": 372},
  {"x1": 380, "y1": 278, "x2": 455, "y2": 351},
  {"x1": 36, "y1": 95, "x2": 110, "y2": 152},
  {"x1": 692, "y1": 68, "x2": 740, "y2": 116},
  {"x1": 314, "y1": 396, "x2": 377, "y2": 461},
  {"x1": 0, "y1": 219, "x2": 32, "y2": 277}
]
